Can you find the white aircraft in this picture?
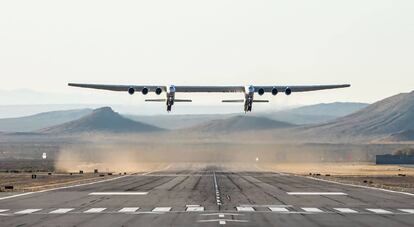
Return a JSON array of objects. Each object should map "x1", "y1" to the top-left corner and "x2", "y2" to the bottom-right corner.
[{"x1": 68, "y1": 83, "x2": 350, "y2": 112}]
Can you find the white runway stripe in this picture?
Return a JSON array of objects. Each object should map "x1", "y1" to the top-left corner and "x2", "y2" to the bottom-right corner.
[
  {"x1": 89, "y1": 192, "x2": 148, "y2": 195},
  {"x1": 152, "y1": 207, "x2": 171, "y2": 212},
  {"x1": 236, "y1": 206, "x2": 255, "y2": 212},
  {"x1": 302, "y1": 208, "x2": 324, "y2": 213},
  {"x1": 269, "y1": 207, "x2": 289, "y2": 212},
  {"x1": 84, "y1": 208, "x2": 106, "y2": 213},
  {"x1": 366, "y1": 209, "x2": 393, "y2": 214},
  {"x1": 186, "y1": 206, "x2": 204, "y2": 212},
  {"x1": 399, "y1": 209, "x2": 414, "y2": 214},
  {"x1": 0, "y1": 209, "x2": 9, "y2": 213},
  {"x1": 288, "y1": 192, "x2": 347, "y2": 195},
  {"x1": 119, "y1": 207, "x2": 140, "y2": 213},
  {"x1": 50, "y1": 208, "x2": 74, "y2": 214},
  {"x1": 15, "y1": 209, "x2": 42, "y2": 214},
  {"x1": 334, "y1": 208, "x2": 358, "y2": 213}
]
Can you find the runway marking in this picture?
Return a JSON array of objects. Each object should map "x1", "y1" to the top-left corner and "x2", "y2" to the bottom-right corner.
[
  {"x1": 301, "y1": 208, "x2": 324, "y2": 213},
  {"x1": 89, "y1": 192, "x2": 148, "y2": 196},
  {"x1": 186, "y1": 206, "x2": 204, "y2": 212},
  {"x1": 49, "y1": 208, "x2": 74, "y2": 214},
  {"x1": 198, "y1": 219, "x2": 249, "y2": 224},
  {"x1": 236, "y1": 206, "x2": 255, "y2": 212},
  {"x1": 152, "y1": 207, "x2": 172, "y2": 212},
  {"x1": 0, "y1": 176, "x2": 129, "y2": 201},
  {"x1": 304, "y1": 175, "x2": 414, "y2": 197},
  {"x1": 0, "y1": 209, "x2": 9, "y2": 213},
  {"x1": 334, "y1": 208, "x2": 358, "y2": 213},
  {"x1": 366, "y1": 209, "x2": 393, "y2": 214},
  {"x1": 288, "y1": 192, "x2": 347, "y2": 196},
  {"x1": 269, "y1": 207, "x2": 289, "y2": 212},
  {"x1": 15, "y1": 209, "x2": 42, "y2": 214},
  {"x1": 119, "y1": 207, "x2": 140, "y2": 213},
  {"x1": 399, "y1": 209, "x2": 414, "y2": 214},
  {"x1": 213, "y1": 171, "x2": 222, "y2": 206},
  {"x1": 84, "y1": 208, "x2": 106, "y2": 213}
]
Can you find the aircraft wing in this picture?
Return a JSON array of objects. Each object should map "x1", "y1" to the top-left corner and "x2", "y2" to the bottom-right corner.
[
  {"x1": 174, "y1": 86, "x2": 244, "y2": 93},
  {"x1": 68, "y1": 83, "x2": 165, "y2": 92},
  {"x1": 257, "y1": 84, "x2": 350, "y2": 93}
]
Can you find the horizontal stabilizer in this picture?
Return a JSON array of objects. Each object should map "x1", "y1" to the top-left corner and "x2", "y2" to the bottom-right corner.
[
  {"x1": 145, "y1": 99, "x2": 166, "y2": 102},
  {"x1": 253, "y1": 100, "x2": 269, "y2": 103},
  {"x1": 175, "y1": 99, "x2": 192, "y2": 102},
  {"x1": 222, "y1": 100, "x2": 244, "y2": 103}
]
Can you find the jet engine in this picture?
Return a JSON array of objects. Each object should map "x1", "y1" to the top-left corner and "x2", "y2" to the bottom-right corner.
[
  {"x1": 285, "y1": 87, "x2": 292, "y2": 95},
  {"x1": 128, "y1": 87, "x2": 135, "y2": 95}
]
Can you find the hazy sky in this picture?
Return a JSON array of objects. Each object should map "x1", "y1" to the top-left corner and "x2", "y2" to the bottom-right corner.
[{"x1": 0, "y1": 0, "x2": 413, "y2": 107}]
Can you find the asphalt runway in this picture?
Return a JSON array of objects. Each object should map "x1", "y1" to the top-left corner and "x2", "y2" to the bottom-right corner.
[{"x1": 0, "y1": 163, "x2": 413, "y2": 227}]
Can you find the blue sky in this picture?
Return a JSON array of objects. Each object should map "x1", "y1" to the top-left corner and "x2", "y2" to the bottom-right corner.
[{"x1": 0, "y1": 0, "x2": 413, "y2": 109}]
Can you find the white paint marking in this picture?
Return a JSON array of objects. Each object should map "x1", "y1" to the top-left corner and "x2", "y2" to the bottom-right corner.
[
  {"x1": 399, "y1": 209, "x2": 414, "y2": 214},
  {"x1": 269, "y1": 207, "x2": 289, "y2": 212},
  {"x1": 219, "y1": 214, "x2": 225, "y2": 218},
  {"x1": 219, "y1": 220, "x2": 226, "y2": 225},
  {"x1": 49, "y1": 208, "x2": 74, "y2": 214},
  {"x1": 89, "y1": 192, "x2": 148, "y2": 196},
  {"x1": 302, "y1": 208, "x2": 324, "y2": 213},
  {"x1": 119, "y1": 207, "x2": 140, "y2": 213},
  {"x1": 84, "y1": 208, "x2": 106, "y2": 213},
  {"x1": 288, "y1": 192, "x2": 347, "y2": 196},
  {"x1": 334, "y1": 208, "x2": 358, "y2": 213},
  {"x1": 366, "y1": 209, "x2": 393, "y2": 214},
  {"x1": 236, "y1": 206, "x2": 255, "y2": 212},
  {"x1": 152, "y1": 207, "x2": 171, "y2": 212},
  {"x1": 0, "y1": 176, "x2": 128, "y2": 201},
  {"x1": 15, "y1": 209, "x2": 42, "y2": 214},
  {"x1": 186, "y1": 206, "x2": 204, "y2": 212},
  {"x1": 304, "y1": 175, "x2": 414, "y2": 197},
  {"x1": 0, "y1": 209, "x2": 9, "y2": 213}
]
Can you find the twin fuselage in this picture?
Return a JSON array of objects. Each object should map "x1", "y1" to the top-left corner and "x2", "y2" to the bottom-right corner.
[{"x1": 138, "y1": 85, "x2": 266, "y2": 112}]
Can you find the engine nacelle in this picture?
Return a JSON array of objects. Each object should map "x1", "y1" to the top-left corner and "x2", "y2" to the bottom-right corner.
[
  {"x1": 128, "y1": 87, "x2": 135, "y2": 95},
  {"x1": 285, "y1": 87, "x2": 292, "y2": 95},
  {"x1": 142, "y1": 87, "x2": 149, "y2": 95},
  {"x1": 258, "y1": 88, "x2": 265, "y2": 96},
  {"x1": 155, "y1": 87, "x2": 163, "y2": 95},
  {"x1": 271, "y1": 87, "x2": 278, "y2": 96}
]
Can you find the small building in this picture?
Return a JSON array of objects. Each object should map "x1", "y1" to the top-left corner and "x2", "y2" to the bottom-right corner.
[{"x1": 376, "y1": 154, "x2": 414, "y2": 165}]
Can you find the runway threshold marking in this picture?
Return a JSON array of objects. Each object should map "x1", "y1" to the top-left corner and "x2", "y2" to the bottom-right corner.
[
  {"x1": 269, "y1": 207, "x2": 289, "y2": 212},
  {"x1": 152, "y1": 207, "x2": 172, "y2": 212},
  {"x1": 288, "y1": 192, "x2": 347, "y2": 195},
  {"x1": 119, "y1": 207, "x2": 140, "y2": 213},
  {"x1": 301, "y1": 208, "x2": 324, "y2": 213},
  {"x1": 15, "y1": 209, "x2": 42, "y2": 214},
  {"x1": 366, "y1": 209, "x2": 393, "y2": 214},
  {"x1": 84, "y1": 208, "x2": 106, "y2": 213},
  {"x1": 49, "y1": 208, "x2": 75, "y2": 214},
  {"x1": 399, "y1": 209, "x2": 414, "y2": 214},
  {"x1": 236, "y1": 206, "x2": 255, "y2": 212},
  {"x1": 186, "y1": 206, "x2": 204, "y2": 212},
  {"x1": 89, "y1": 192, "x2": 148, "y2": 195},
  {"x1": 334, "y1": 208, "x2": 358, "y2": 213}
]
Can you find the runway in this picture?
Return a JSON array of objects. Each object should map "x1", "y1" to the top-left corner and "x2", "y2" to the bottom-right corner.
[{"x1": 0, "y1": 163, "x2": 413, "y2": 226}]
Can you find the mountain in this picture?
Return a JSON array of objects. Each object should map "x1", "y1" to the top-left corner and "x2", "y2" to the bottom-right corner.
[
  {"x1": 39, "y1": 107, "x2": 164, "y2": 134},
  {"x1": 302, "y1": 91, "x2": 414, "y2": 141},
  {"x1": 261, "y1": 102, "x2": 369, "y2": 125},
  {"x1": 186, "y1": 115, "x2": 295, "y2": 133},
  {"x1": 382, "y1": 130, "x2": 414, "y2": 142},
  {"x1": 126, "y1": 114, "x2": 235, "y2": 130},
  {"x1": 0, "y1": 109, "x2": 92, "y2": 132}
]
